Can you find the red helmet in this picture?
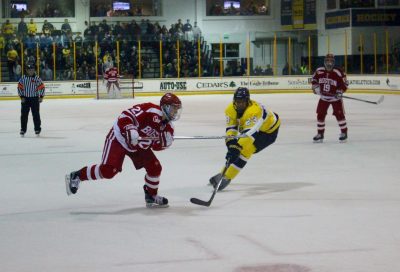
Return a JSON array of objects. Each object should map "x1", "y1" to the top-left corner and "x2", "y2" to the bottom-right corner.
[
  {"x1": 324, "y1": 53, "x2": 335, "y2": 71},
  {"x1": 160, "y1": 93, "x2": 182, "y2": 121}
]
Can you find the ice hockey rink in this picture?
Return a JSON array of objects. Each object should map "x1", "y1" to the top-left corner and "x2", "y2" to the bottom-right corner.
[{"x1": 0, "y1": 93, "x2": 399, "y2": 272}]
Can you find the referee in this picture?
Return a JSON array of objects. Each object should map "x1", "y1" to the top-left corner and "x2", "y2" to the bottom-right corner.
[{"x1": 18, "y1": 63, "x2": 45, "y2": 137}]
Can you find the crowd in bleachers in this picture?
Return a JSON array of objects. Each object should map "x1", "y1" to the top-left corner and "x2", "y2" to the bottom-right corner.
[
  {"x1": 10, "y1": 2, "x2": 74, "y2": 18},
  {"x1": 1, "y1": 14, "x2": 399, "y2": 82},
  {"x1": 208, "y1": 1, "x2": 269, "y2": 16},
  {"x1": 1, "y1": 16, "x2": 210, "y2": 82}
]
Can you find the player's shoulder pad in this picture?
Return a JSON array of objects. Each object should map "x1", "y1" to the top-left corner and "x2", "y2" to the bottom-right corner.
[
  {"x1": 144, "y1": 103, "x2": 163, "y2": 116},
  {"x1": 243, "y1": 100, "x2": 262, "y2": 118},
  {"x1": 332, "y1": 67, "x2": 345, "y2": 77},
  {"x1": 225, "y1": 102, "x2": 236, "y2": 115}
]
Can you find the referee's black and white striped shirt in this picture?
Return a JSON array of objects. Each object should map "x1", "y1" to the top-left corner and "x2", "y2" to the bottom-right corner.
[{"x1": 17, "y1": 75, "x2": 45, "y2": 98}]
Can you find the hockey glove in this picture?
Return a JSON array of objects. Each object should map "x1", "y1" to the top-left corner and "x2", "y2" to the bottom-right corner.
[
  {"x1": 312, "y1": 85, "x2": 321, "y2": 95},
  {"x1": 39, "y1": 96, "x2": 44, "y2": 103},
  {"x1": 225, "y1": 140, "x2": 242, "y2": 162},
  {"x1": 127, "y1": 129, "x2": 139, "y2": 146},
  {"x1": 161, "y1": 131, "x2": 174, "y2": 148},
  {"x1": 335, "y1": 90, "x2": 343, "y2": 99}
]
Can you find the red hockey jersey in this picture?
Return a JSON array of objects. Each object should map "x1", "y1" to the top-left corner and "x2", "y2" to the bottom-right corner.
[
  {"x1": 112, "y1": 102, "x2": 174, "y2": 152},
  {"x1": 312, "y1": 67, "x2": 348, "y2": 102},
  {"x1": 104, "y1": 67, "x2": 119, "y2": 83}
]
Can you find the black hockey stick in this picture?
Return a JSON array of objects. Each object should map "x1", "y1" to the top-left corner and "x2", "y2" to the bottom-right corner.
[
  {"x1": 342, "y1": 95, "x2": 384, "y2": 105},
  {"x1": 190, "y1": 159, "x2": 231, "y2": 207},
  {"x1": 139, "y1": 135, "x2": 247, "y2": 140}
]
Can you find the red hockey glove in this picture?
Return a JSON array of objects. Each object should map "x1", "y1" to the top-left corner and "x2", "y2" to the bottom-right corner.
[{"x1": 152, "y1": 125, "x2": 174, "y2": 151}]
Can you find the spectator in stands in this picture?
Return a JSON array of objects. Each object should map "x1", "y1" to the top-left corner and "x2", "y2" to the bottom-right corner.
[
  {"x1": 103, "y1": 54, "x2": 113, "y2": 73},
  {"x1": 27, "y1": 19, "x2": 37, "y2": 36},
  {"x1": 62, "y1": 66, "x2": 74, "y2": 80},
  {"x1": 42, "y1": 20, "x2": 55, "y2": 36},
  {"x1": 24, "y1": 48, "x2": 36, "y2": 64},
  {"x1": 140, "y1": 19, "x2": 148, "y2": 37},
  {"x1": 183, "y1": 19, "x2": 192, "y2": 33},
  {"x1": 76, "y1": 67, "x2": 84, "y2": 80},
  {"x1": 214, "y1": 4, "x2": 224, "y2": 15},
  {"x1": 13, "y1": 60, "x2": 22, "y2": 81},
  {"x1": 0, "y1": 30, "x2": 4, "y2": 54},
  {"x1": 183, "y1": 19, "x2": 192, "y2": 41},
  {"x1": 192, "y1": 22, "x2": 202, "y2": 41},
  {"x1": 24, "y1": 34, "x2": 37, "y2": 50},
  {"x1": 99, "y1": 19, "x2": 110, "y2": 33},
  {"x1": 160, "y1": 25, "x2": 169, "y2": 41},
  {"x1": 113, "y1": 21, "x2": 124, "y2": 37},
  {"x1": 282, "y1": 63, "x2": 294, "y2": 75},
  {"x1": 89, "y1": 66, "x2": 96, "y2": 79},
  {"x1": 61, "y1": 19, "x2": 72, "y2": 35},
  {"x1": 17, "y1": 17, "x2": 28, "y2": 40},
  {"x1": 7, "y1": 46, "x2": 18, "y2": 81},
  {"x1": 106, "y1": 5, "x2": 114, "y2": 17},
  {"x1": 228, "y1": 2, "x2": 238, "y2": 15},
  {"x1": 74, "y1": 32, "x2": 83, "y2": 48},
  {"x1": 176, "y1": 19, "x2": 183, "y2": 30},
  {"x1": 299, "y1": 63, "x2": 308, "y2": 74},
  {"x1": 245, "y1": 1, "x2": 258, "y2": 15},
  {"x1": 41, "y1": 32, "x2": 53, "y2": 50},
  {"x1": 168, "y1": 24, "x2": 176, "y2": 38},
  {"x1": 83, "y1": 21, "x2": 92, "y2": 41},
  {"x1": 253, "y1": 66, "x2": 262, "y2": 75},
  {"x1": 62, "y1": 45, "x2": 72, "y2": 66},
  {"x1": 2, "y1": 19, "x2": 15, "y2": 41},
  {"x1": 135, "y1": 5, "x2": 143, "y2": 15},
  {"x1": 44, "y1": 2, "x2": 54, "y2": 17},
  {"x1": 175, "y1": 25, "x2": 184, "y2": 41},
  {"x1": 8, "y1": 34, "x2": 21, "y2": 53},
  {"x1": 265, "y1": 64, "x2": 273, "y2": 75},
  {"x1": 10, "y1": 5, "x2": 19, "y2": 18}
]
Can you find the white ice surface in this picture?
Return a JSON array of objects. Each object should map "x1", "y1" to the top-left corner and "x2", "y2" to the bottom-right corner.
[{"x1": 0, "y1": 94, "x2": 399, "y2": 272}]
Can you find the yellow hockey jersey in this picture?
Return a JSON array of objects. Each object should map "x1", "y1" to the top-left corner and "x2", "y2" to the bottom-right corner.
[{"x1": 225, "y1": 99, "x2": 280, "y2": 147}]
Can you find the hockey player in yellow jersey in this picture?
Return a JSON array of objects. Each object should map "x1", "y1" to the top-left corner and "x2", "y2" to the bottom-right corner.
[{"x1": 209, "y1": 87, "x2": 280, "y2": 191}]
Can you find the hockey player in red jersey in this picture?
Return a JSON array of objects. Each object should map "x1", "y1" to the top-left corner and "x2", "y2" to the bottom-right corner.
[
  {"x1": 312, "y1": 54, "x2": 349, "y2": 143},
  {"x1": 65, "y1": 93, "x2": 182, "y2": 208},
  {"x1": 104, "y1": 64, "x2": 121, "y2": 98}
]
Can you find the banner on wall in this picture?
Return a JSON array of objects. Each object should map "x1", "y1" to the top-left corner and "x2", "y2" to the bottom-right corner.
[
  {"x1": 0, "y1": 83, "x2": 17, "y2": 96},
  {"x1": 352, "y1": 9, "x2": 400, "y2": 27},
  {"x1": 325, "y1": 10, "x2": 351, "y2": 29},
  {"x1": 326, "y1": 8, "x2": 400, "y2": 29},
  {"x1": 0, "y1": 76, "x2": 398, "y2": 98},
  {"x1": 292, "y1": 0, "x2": 304, "y2": 29},
  {"x1": 281, "y1": 0, "x2": 316, "y2": 30}
]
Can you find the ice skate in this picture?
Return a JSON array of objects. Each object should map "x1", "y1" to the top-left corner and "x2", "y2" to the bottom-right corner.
[
  {"x1": 144, "y1": 185, "x2": 169, "y2": 208},
  {"x1": 35, "y1": 129, "x2": 41, "y2": 137},
  {"x1": 313, "y1": 133, "x2": 324, "y2": 143},
  {"x1": 339, "y1": 132, "x2": 347, "y2": 143},
  {"x1": 65, "y1": 171, "x2": 81, "y2": 195},
  {"x1": 20, "y1": 130, "x2": 25, "y2": 137},
  {"x1": 216, "y1": 177, "x2": 231, "y2": 191},
  {"x1": 209, "y1": 173, "x2": 222, "y2": 186}
]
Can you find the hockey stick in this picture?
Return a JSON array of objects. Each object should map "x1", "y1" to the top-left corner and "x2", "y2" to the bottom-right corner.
[
  {"x1": 342, "y1": 95, "x2": 384, "y2": 105},
  {"x1": 139, "y1": 135, "x2": 247, "y2": 140},
  {"x1": 190, "y1": 159, "x2": 231, "y2": 207}
]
